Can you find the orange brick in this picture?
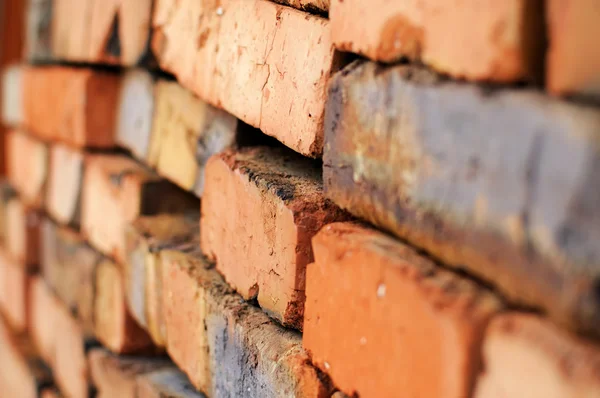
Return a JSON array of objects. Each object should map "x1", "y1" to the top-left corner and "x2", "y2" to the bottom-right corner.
[
  {"x1": 546, "y1": 0, "x2": 600, "y2": 99},
  {"x1": 304, "y1": 222, "x2": 503, "y2": 398},
  {"x1": 0, "y1": 249, "x2": 31, "y2": 332},
  {"x1": 52, "y1": 0, "x2": 154, "y2": 65},
  {"x1": 53, "y1": 299, "x2": 92, "y2": 398},
  {"x1": 29, "y1": 276, "x2": 57, "y2": 365},
  {"x1": 22, "y1": 66, "x2": 120, "y2": 147},
  {"x1": 46, "y1": 143, "x2": 84, "y2": 227},
  {"x1": 81, "y1": 153, "x2": 196, "y2": 263},
  {"x1": 0, "y1": 317, "x2": 53, "y2": 398},
  {"x1": 88, "y1": 348, "x2": 172, "y2": 398},
  {"x1": 6, "y1": 197, "x2": 41, "y2": 269},
  {"x1": 475, "y1": 313, "x2": 600, "y2": 397},
  {"x1": 201, "y1": 147, "x2": 347, "y2": 329},
  {"x1": 95, "y1": 258, "x2": 155, "y2": 354},
  {"x1": 6, "y1": 129, "x2": 48, "y2": 207},
  {"x1": 153, "y1": 0, "x2": 338, "y2": 156},
  {"x1": 330, "y1": 0, "x2": 544, "y2": 82},
  {"x1": 125, "y1": 213, "x2": 199, "y2": 347},
  {"x1": 161, "y1": 247, "x2": 332, "y2": 396}
]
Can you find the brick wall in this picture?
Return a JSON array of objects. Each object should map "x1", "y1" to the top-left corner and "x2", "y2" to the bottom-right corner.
[{"x1": 0, "y1": 1, "x2": 599, "y2": 397}]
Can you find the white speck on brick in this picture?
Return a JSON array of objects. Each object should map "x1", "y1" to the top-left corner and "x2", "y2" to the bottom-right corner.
[
  {"x1": 216, "y1": 7, "x2": 224, "y2": 16},
  {"x1": 377, "y1": 283, "x2": 386, "y2": 298},
  {"x1": 324, "y1": 361, "x2": 331, "y2": 370}
]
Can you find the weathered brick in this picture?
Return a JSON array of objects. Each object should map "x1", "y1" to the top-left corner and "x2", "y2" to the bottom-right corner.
[
  {"x1": 0, "y1": 316, "x2": 53, "y2": 398},
  {"x1": 51, "y1": 0, "x2": 154, "y2": 65},
  {"x1": 125, "y1": 213, "x2": 199, "y2": 347},
  {"x1": 6, "y1": 196, "x2": 41, "y2": 269},
  {"x1": 1, "y1": 64, "x2": 23, "y2": 126},
  {"x1": 305, "y1": 222, "x2": 502, "y2": 398},
  {"x1": 153, "y1": 0, "x2": 338, "y2": 156},
  {"x1": 475, "y1": 313, "x2": 600, "y2": 397},
  {"x1": 137, "y1": 368, "x2": 206, "y2": 398},
  {"x1": 89, "y1": 348, "x2": 172, "y2": 398},
  {"x1": 161, "y1": 248, "x2": 332, "y2": 397},
  {"x1": 95, "y1": 258, "x2": 155, "y2": 354},
  {"x1": 324, "y1": 60, "x2": 600, "y2": 336},
  {"x1": 330, "y1": 0, "x2": 544, "y2": 82},
  {"x1": 201, "y1": 146, "x2": 347, "y2": 329},
  {"x1": 24, "y1": 0, "x2": 54, "y2": 62},
  {"x1": 6, "y1": 129, "x2": 48, "y2": 207},
  {"x1": 116, "y1": 69, "x2": 155, "y2": 161},
  {"x1": 0, "y1": 249, "x2": 31, "y2": 332},
  {"x1": 148, "y1": 80, "x2": 238, "y2": 196},
  {"x1": 546, "y1": 0, "x2": 600, "y2": 99},
  {"x1": 46, "y1": 143, "x2": 84, "y2": 228},
  {"x1": 29, "y1": 276, "x2": 57, "y2": 365},
  {"x1": 41, "y1": 219, "x2": 99, "y2": 331},
  {"x1": 53, "y1": 298, "x2": 93, "y2": 398},
  {"x1": 22, "y1": 67, "x2": 120, "y2": 147},
  {"x1": 81, "y1": 153, "x2": 196, "y2": 263}
]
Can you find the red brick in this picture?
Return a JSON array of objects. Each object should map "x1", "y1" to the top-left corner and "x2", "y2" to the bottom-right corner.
[
  {"x1": 88, "y1": 348, "x2": 172, "y2": 398},
  {"x1": 304, "y1": 222, "x2": 503, "y2": 398},
  {"x1": 0, "y1": 317, "x2": 53, "y2": 398},
  {"x1": 6, "y1": 196, "x2": 41, "y2": 269},
  {"x1": 29, "y1": 276, "x2": 57, "y2": 365},
  {"x1": 22, "y1": 67, "x2": 120, "y2": 147},
  {"x1": 124, "y1": 213, "x2": 199, "y2": 347},
  {"x1": 94, "y1": 258, "x2": 155, "y2": 354},
  {"x1": 201, "y1": 146, "x2": 347, "y2": 329},
  {"x1": 153, "y1": 0, "x2": 337, "y2": 156},
  {"x1": 161, "y1": 248, "x2": 332, "y2": 397},
  {"x1": 82, "y1": 154, "x2": 196, "y2": 263},
  {"x1": 46, "y1": 143, "x2": 84, "y2": 227},
  {"x1": 475, "y1": 313, "x2": 600, "y2": 397},
  {"x1": 53, "y1": 299, "x2": 91, "y2": 398},
  {"x1": 330, "y1": 0, "x2": 544, "y2": 82},
  {"x1": 546, "y1": 0, "x2": 600, "y2": 99},
  {"x1": 6, "y1": 129, "x2": 48, "y2": 207},
  {"x1": 0, "y1": 249, "x2": 31, "y2": 332}
]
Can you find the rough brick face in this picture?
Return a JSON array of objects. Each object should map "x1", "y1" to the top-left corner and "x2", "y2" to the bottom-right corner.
[
  {"x1": 1, "y1": 65, "x2": 23, "y2": 126},
  {"x1": 125, "y1": 213, "x2": 199, "y2": 347},
  {"x1": 475, "y1": 313, "x2": 600, "y2": 397},
  {"x1": 153, "y1": 0, "x2": 337, "y2": 156},
  {"x1": 330, "y1": 0, "x2": 544, "y2": 82},
  {"x1": 304, "y1": 222, "x2": 502, "y2": 398},
  {"x1": 546, "y1": 0, "x2": 600, "y2": 99},
  {"x1": 201, "y1": 146, "x2": 347, "y2": 329},
  {"x1": 29, "y1": 276, "x2": 57, "y2": 365},
  {"x1": 6, "y1": 129, "x2": 48, "y2": 207},
  {"x1": 324, "y1": 60, "x2": 600, "y2": 337},
  {"x1": 22, "y1": 67, "x2": 120, "y2": 147},
  {"x1": 161, "y1": 248, "x2": 332, "y2": 397}
]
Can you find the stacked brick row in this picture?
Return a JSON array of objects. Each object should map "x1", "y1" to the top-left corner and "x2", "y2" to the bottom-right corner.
[{"x1": 0, "y1": 0, "x2": 599, "y2": 397}]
